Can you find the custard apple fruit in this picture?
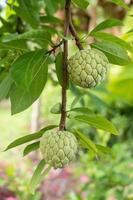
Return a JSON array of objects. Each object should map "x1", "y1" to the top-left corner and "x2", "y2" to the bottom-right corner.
[
  {"x1": 68, "y1": 48, "x2": 109, "y2": 88},
  {"x1": 40, "y1": 130, "x2": 78, "y2": 169}
]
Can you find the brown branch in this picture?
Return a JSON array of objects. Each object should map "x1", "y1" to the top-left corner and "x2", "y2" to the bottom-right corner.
[
  {"x1": 59, "y1": 0, "x2": 71, "y2": 131},
  {"x1": 69, "y1": 17, "x2": 84, "y2": 50}
]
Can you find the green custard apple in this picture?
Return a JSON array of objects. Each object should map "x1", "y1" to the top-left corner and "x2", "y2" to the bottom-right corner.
[
  {"x1": 40, "y1": 130, "x2": 78, "y2": 169},
  {"x1": 68, "y1": 48, "x2": 109, "y2": 88}
]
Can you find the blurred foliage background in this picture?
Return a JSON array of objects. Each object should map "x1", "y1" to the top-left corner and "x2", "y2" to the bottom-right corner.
[{"x1": 0, "y1": 0, "x2": 133, "y2": 200}]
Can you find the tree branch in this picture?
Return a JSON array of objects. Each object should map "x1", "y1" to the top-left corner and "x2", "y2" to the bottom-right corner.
[
  {"x1": 69, "y1": 16, "x2": 84, "y2": 50},
  {"x1": 59, "y1": 0, "x2": 71, "y2": 131}
]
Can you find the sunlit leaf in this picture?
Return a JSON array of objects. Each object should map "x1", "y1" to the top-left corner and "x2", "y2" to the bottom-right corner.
[
  {"x1": 91, "y1": 32, "x2": 133, "y2": 53},
  {"x1": 4, "y1": 125, "x2": 57, "y2": 151},
  {"x1": 68, "y1": 107, "x2": 93, "y2": 114},
  {"x1": 23, "y1": 141, "x2": 40, "y2": 156},
  {"x1": 10, "y1": 50, "x2": 48, "y2": 114},
  {"x1": 90, "y1": 18, "x2": 123, "y2": 34},
  {"x1": 74, "y1": 129, "x2": 98, "y2": 153},
  {"x1": 74, "y1": 115, "x2": 118, "y2": 135},
  {"x1": 91, "y1": 41, "x2": 131, "y2": 65},
  {"x1": 96, "y1": 144, "x2": 113, "y2": 156},
  {"x1": 50, "y1": 102, "x2": 61, "y2": 114},
  {"x1": 29, "y1": 160, "x2": 51, "y2": 194}
]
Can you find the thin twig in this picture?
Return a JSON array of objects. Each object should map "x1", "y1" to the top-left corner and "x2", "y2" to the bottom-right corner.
[
  {"x1": 46, "y1": 40, "x2": 63, "y2": 55},
  {"x1": 69, "y1": 17, "x2": 84, "y2": 50},
  {"x1": 59, "y1": 0, "x2": 71, "y2": 131}
]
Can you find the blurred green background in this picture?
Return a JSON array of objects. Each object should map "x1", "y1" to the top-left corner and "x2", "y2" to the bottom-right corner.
[{"x1": 0, "y1": 0, "x2": 133, "y2": 200}]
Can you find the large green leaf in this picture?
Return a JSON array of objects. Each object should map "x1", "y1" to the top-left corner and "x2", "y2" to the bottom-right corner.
[
  {"x1": 11, "y1": 50, "x2": 48, "y2": 88},
  {"x1": 0, "y1": 75, "x2": 13, "y2": 100},
  {"x1": 13, "y1": 0, "x2": 39, "y2": 28},
  {"x1": 91, "y1": 41, "x2": 131, "y2": 65},
  {"x1": 74, "y1": 130, "x2": 98, "y2": 153},
  {"x1": 4, "y1": 125, "x2": 57, "y2": 151},
  {"x1": 10, "y1": 50, "x2": 48, "y2": 114},
  {"x1": 72, "y1": 0, "x2": 89, "y2": 9},
  {"x1": 23, "y1": 141, "x2": 40, "y2": 156},
  {"x1": 90, "y1": 18, "x2": 123, "y2": 34},
  {"x1": 74, "y1": 115, "x2": 118, "y2": 135},
  {"x1": 0, "y1": 40, "x2": 28, "y2": 50},
  {"x1": 55, "y1": 52, "x2": 63, "y2": 86},
  {"x1": 91, "y1": 32, "x2": 133, "y2": 53},
  {"x1": 29, "y1": 160, "x2": 51, "y2": 194}
]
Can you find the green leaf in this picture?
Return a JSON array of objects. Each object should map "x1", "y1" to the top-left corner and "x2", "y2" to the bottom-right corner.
[
  {"x1": 23, "y1": 141, "x2": 40, "y2": 156},
  {"x1": 91, "y1": 41, "x2": 131, "y2": 65},
  {"x1": 90, "y1": 18, "x2": 123, "y2": 34},
  {"x1": 44, "y1": 0, "x2": 58, "y2": 15},
  {"x1": 68, "y1": 107, "x2": 93, "y2": 115},
  {"x1": 0, "y1": 75, "x2": 13, "y2": 101},
  {"x1": 11, "y1": 50, "x2": 47, "y2": 88},
  {"x1": 13, "y1": 0, "x2": 39, "y2": 28},
  {"x1": 91, "y1": 32, "x2": 133, "y2": 53},
  {"x1": 109, "y1": 63, "x2": 133, "y2": 103},
  {"x1": 109, "y1": 0, "x2": 129, "y2": 9},
  {"x1": 57, "y1": 31, "x2": 72, "y2": 40},
  {"x1": 2, "y1": 30, "x2": 53, "y2": 44},
  {"x1": 55, "y1": 52, "x2": 63, "y2": 86},
  {"x1": 0, "y1": 40, "x2": 28, "y2": 50},
  {"x1": 96, "y1": 144, "x2": 113, "y2": 156},
  {"x1": 29, "y1": 160, "x2": 51, "y2": 194},
  {"x1": 70, "y1": 95, "x2": 83, "y2": 109},
  {"x1": 50, "y1": 103, "x2": 61, "y2": 114},
  {"x1": 74, "y1": 130, "x2": 98, "y2": 153},
  {"x1": 10, "y1": 50, "x2": 48, "y2": 114},
  {"x1": 88, "y1": 90, "x2": 111, "y2": 110},
  {"x1": 0, "y1": 53, "x2": 13, "y2": 67},
  {"x1": 72, "y1": 0, "x2": 89, "y2": 9},
  {"x1": 4, "y1": 125, "x2": 57, "y2": 151},
  {"x1": 74, "y1": 115, "x2": 118, "y2": 135},
  {"x1": 40, "y1": 15, "x2": 62, "y2": 24},
  {"x1": 0, "y1": 17, "x2": 14, "y2": 33}
]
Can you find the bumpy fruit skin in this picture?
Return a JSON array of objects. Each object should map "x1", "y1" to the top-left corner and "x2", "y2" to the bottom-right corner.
[
  {"x1": 68, "y1": 48, "x2": 109, "y2": 88},
  {"x1": 40, "y1": 130, "x2": 77, "y2": 169}
]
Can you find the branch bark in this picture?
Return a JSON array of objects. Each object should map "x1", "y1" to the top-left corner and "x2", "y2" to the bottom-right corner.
[{"x1": 59, "y1": 0, "x2": 71, "y2": 131}]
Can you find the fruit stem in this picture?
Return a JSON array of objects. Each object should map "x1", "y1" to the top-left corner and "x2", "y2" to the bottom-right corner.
[
  {"x1": 59, "y1": 0, "x2": 71, "y2": 131},
  {"x1": 69, "y1": 12, "x2": 84, "y2": 50},
  {"x1": 69, "y1": 21, "x2": 84, "y2": 50}
]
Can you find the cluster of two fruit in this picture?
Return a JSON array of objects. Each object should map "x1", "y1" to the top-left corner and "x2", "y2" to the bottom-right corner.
[{"x1": 40, "y1": 47, "x2": 109, "y2": 169}]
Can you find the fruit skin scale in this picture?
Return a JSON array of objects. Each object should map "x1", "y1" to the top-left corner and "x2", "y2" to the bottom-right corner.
[
  {"x1": 68, "y1": 48, "x2": 109, "y2": 88},
  {"x1": 40, "y1": 130, "x2": 78, "y2": 169}
]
